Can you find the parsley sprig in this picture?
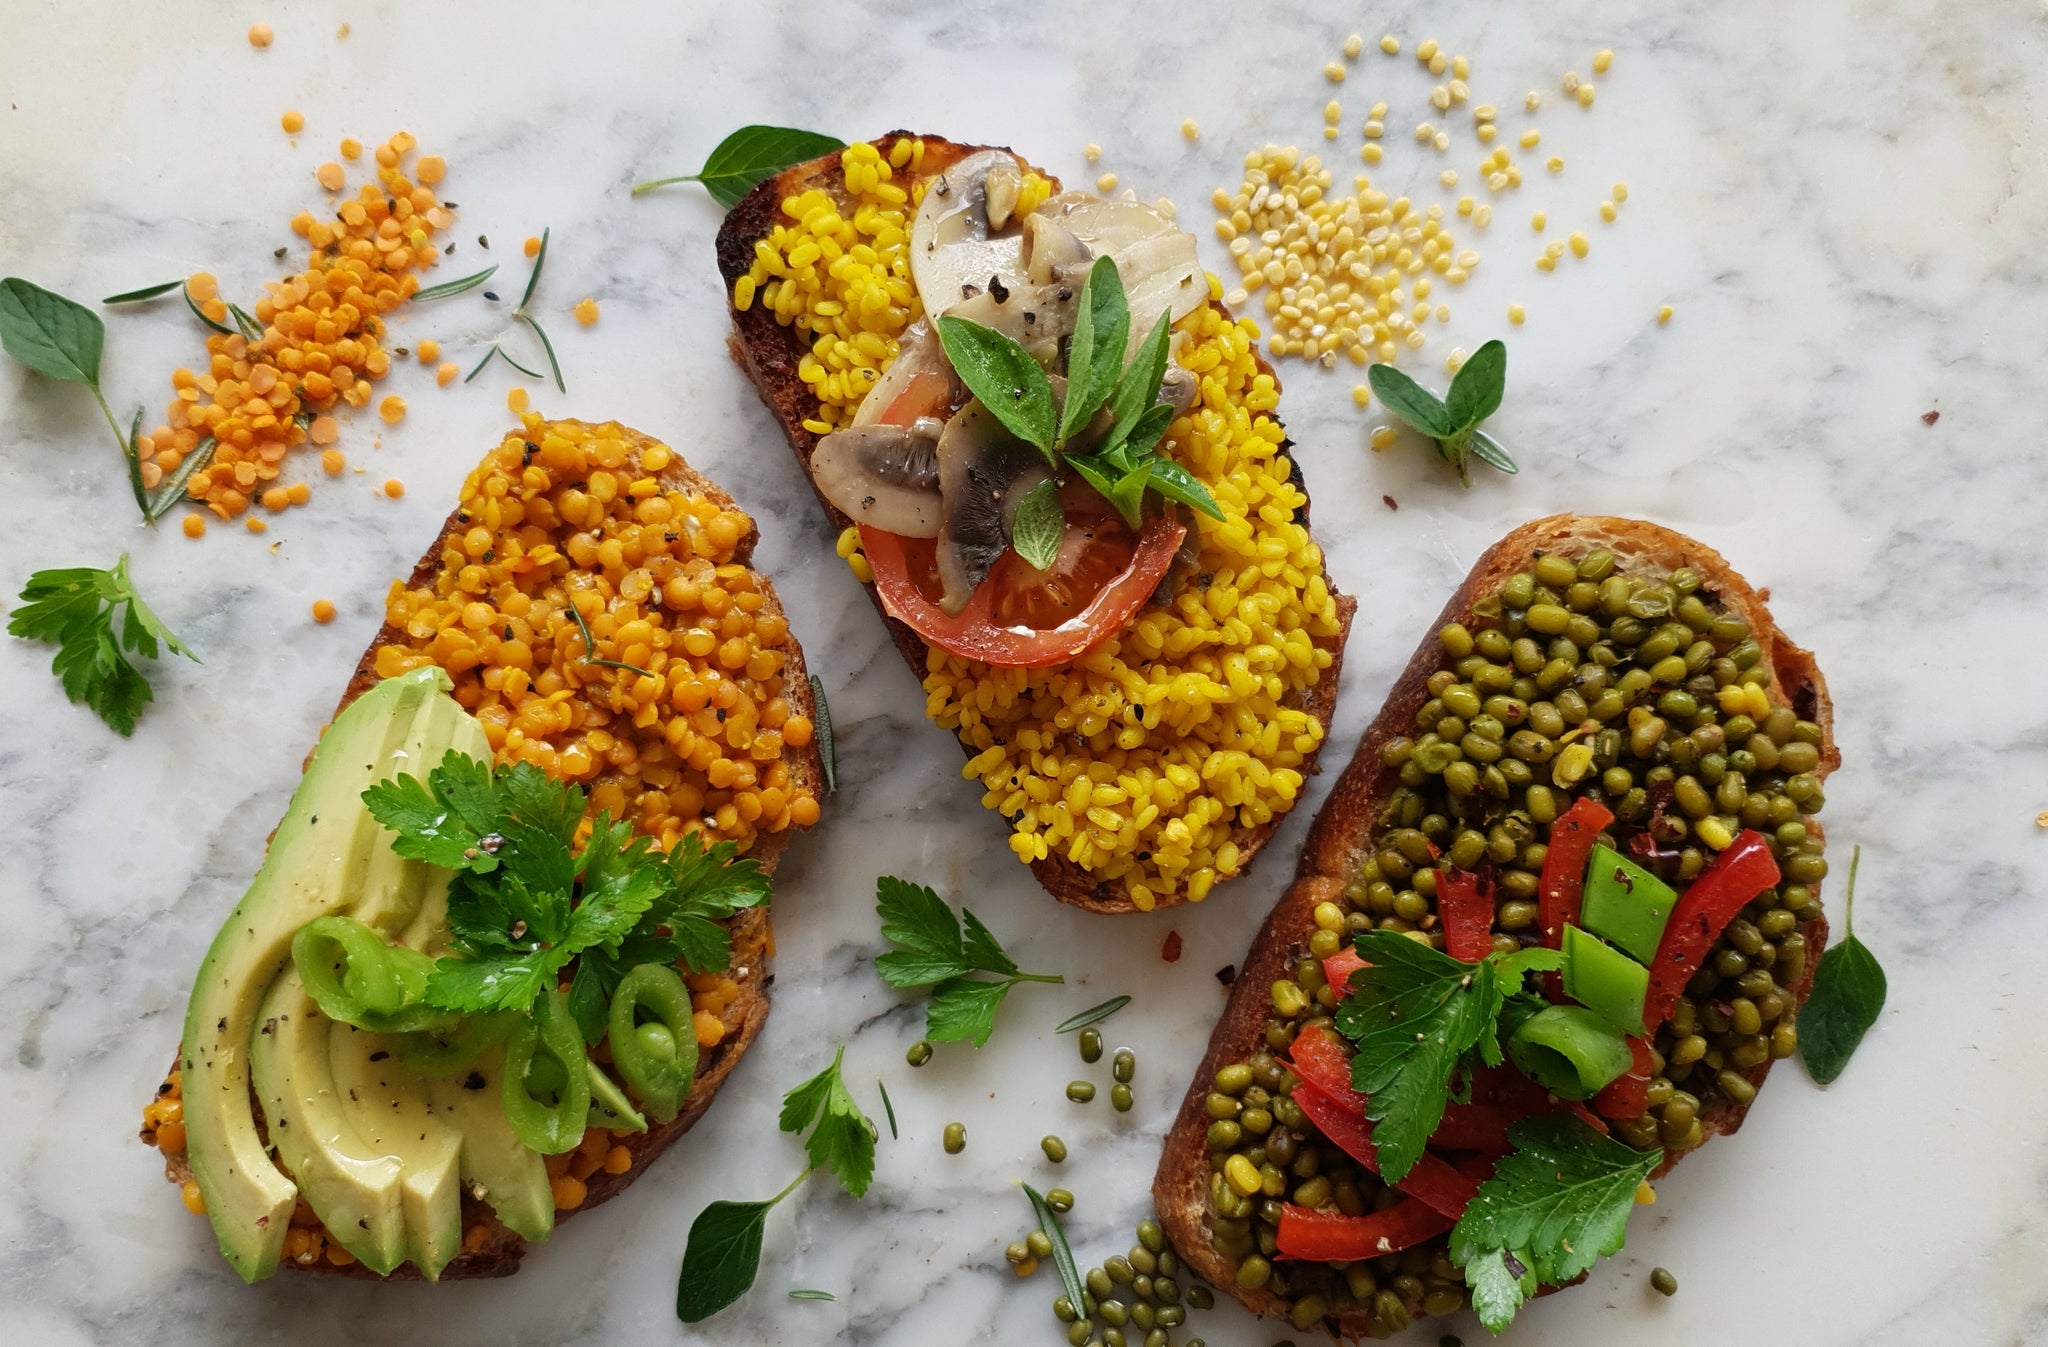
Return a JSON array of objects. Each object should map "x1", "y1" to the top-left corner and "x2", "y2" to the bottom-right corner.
[
  {"x1": 675, "y1": 1047, "x2": 878, "y2": 1323},
  {"x1": 9, "y1": 555, "x2": 198, "y2": 736},
  {"x1": 873, "y1": 876, "x2": 1062, "y2": 1047},
  {"x1": 361, "y1": 748, "x2": 768, "y2": 1037},
  {"x1": 936, "y1": 254, "x2": 1222, "y2": 566},
  {"x1": 1332, "y1": 931, "x2": 1561, "y2": 1182},
  {"x1": 1450, "y1": 1114, "x2": 1661, "y2": 1333},
  {"x1": 1367, "y1": 338, "x2": 1517, "y2": 485}
]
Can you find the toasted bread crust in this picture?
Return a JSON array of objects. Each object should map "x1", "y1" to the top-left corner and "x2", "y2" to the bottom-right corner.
[
  {"x1": 1151, "y1": 515, "x2": 1837, "y2": 1338},
  {"x1": 154, "y1": 420, "x2": 819, "y2": 1281},
  {"x1": 716, "y1": 133, "x2": 1354, "y2": 914}
]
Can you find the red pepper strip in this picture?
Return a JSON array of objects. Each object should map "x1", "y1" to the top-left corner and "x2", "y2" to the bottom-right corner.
[
  {"x1": 1321, "y1": 945, "x2": 1370, "y2": 1000},
  {"x1": 1566, "y1": 1098, "x2": 1614, "y2": 1135},
  {"x1": 1287, "y1": 1023, "x2": 1365, "y2": 1107},
  {"x1": 1641, "y1": 829, "x2": 1783, "y2": 1028},
  {"x1": 1437, "y1": 868, "x2": 1494, "y2": 962},
  {"x1": 1593, "y1": 1036, "x2": 1655, "y2": 1118},
  {"x1": 1431, "y1": 1103, "x2": 1517, "y2": 1152},
  {"x1": 1539, "y1": 797, "x2": 1616, "y2": 950},
  {"x1": 1275, "y1": 1199, "x2": 1453, "y2": 1262},
  {"x1": 1291, "y1": 1079, "x2": 1481, "y2": 1219}
]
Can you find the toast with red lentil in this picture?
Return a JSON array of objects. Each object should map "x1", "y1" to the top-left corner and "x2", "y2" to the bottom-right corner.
[
  {"x1": 716, "y1": 132, "x2": 1354, "y2": 916},
  {"x1": 144, "y1": 416, "x2": 823, "y2": 1279},
  {"x1": 1152, "y1": 515, "x2": 1837, "y2": 1337}
]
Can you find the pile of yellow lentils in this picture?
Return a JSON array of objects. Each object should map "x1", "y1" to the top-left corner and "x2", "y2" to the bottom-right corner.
[
  {"x1": 142, "y1": 131, "x2": 451, "y2": 537},
  {"x1": 734, "y1": 138, "x2": 1343, "y2": 909},
  {"x1": 1204, "y1": 35, "x2": 1639, "y2": 400}
]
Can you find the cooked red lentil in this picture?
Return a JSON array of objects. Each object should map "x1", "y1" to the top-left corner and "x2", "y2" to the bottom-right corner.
[{"x1": 734, "y1": 137, "x2": 1341, "y2": 909}]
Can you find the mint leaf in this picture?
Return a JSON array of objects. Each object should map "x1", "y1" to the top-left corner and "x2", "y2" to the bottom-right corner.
[
  {"x1": 634, "y1": 125, "x2": 846, "y2": 207},
  {"x1": 1367, "y1": 363, "x2": 1455, "y2": 438},
  {"x1": 1010, "y1": 478, "x2": 1065, "y2": 571},
  {"x1": 1450, "y1": 1114, "x2": 1660, "y2": 1329},
  {"x1": 1145, "y1": 454, "x2": 1225, "y2": 521},
  {"x1": 0, "y1": 277, "x2": 103, "y2": 384},
  {"x1": 1445, "y1": 339, "x2": 1507, "y2": 430},
  {"x1": 935, "y1": 316, "x2": 1057, "y2": 453},
  {"x1": 1059, "y1": 255, "x2": 1129, "y2": 444},
  {"x1": 1799, "y1": 846, "x2": 1885, "y2": 1085},
  {"x1": 1332, "y1": 930, "x2": 1499, "y2": 1182},
  {"x1": 1104, "y1": 309, "x2": 1174, "y2": 456},
  {"x1": 778, "y1": 1046, "x2": 876, "y2": 1198}
]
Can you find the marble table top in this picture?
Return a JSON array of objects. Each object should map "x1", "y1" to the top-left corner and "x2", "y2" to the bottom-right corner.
[{"x1": 1, "y1": 1, "x2": 2042, "y2": 1344}]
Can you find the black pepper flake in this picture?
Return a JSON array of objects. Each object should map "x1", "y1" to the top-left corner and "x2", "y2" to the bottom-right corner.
[
  {"x1": 368, "y1": 1050, "x2": 390, "y2": 1062},
  {"x1": 478, "y1": 234, "x2": 490, "y2": 249},
  {"x1": 988, "y1": 274, "x2": 1010, "y2": 303},
  {"x1": 462, "y1": 1071, "x2": 487, "y2": 1091},
  {"x1": 1215, "y1": 964, "x2": 1237, "y2": 986},
  {"x1": 715, "y1": 708, "x2": 726, "y2": 722},
  {"x1": 273, "y1": 246, "x2": 288, "y2": 260}
]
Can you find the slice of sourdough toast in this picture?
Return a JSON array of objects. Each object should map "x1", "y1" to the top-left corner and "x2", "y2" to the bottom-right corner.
[
  {"x1": 146, "y1": 419, "x2": 822, "y2": 1280},
  {"x1": 1152, "y1": 514, "x2": 1836, "y2": 1336},
  {"x1": 716, "y1": 132, "x2": 1355, "y2": 915}
]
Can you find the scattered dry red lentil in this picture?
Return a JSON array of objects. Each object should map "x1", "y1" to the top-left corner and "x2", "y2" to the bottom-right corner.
[
  {"x1": 280, "y1": 110, "x2": 304, "y2": 134},
  {"x1": 507, "y1": 387, "x2": 529, "y2": 413},
  {"x1": 247, "y1": 23, "x2": 273, "y2": 48},
  {"x1": 383, "y1": 479, "x2": 404, "y2": 499},
  {"x1": 379, "y1": 394, "x2": 407, "y2": 424},
  {"x1": 312, "y1": 598, "x2": 336, "y2": 623},
  {"x1": 436, "y1": 361, "x2": 459, "y2": 387},
  {"x1": 574, "y1": 297, "x2": 600, "y2": 326},
  {"x1": 151, "y1": 131, "x2": 455, "y2": 535},
  {"x1": 417, "y1": 338, "x2": 440, "y2": 364}
]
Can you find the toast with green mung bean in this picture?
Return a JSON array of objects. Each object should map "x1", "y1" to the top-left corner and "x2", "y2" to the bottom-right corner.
[
  {"x1": 716, "y1": 132, "x2": 1354, "y2": 916},
  {"x1": 143, "y1": 418, "x2": 822, "y2": 1281},
  {"x1": 1152, "y1": 514, "x2": 1837, "y2": 1338}
]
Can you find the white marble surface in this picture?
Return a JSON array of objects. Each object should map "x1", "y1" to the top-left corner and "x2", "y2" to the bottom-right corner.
[{"x1": 1, "y1": 2, "x2": 2044, "y2": 1344}]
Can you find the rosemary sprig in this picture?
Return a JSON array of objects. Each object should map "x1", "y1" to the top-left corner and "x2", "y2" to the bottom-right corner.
[
  {"x1": 102, "y1": 280, "x2": 185, "y2": 305},
  {"x1": 411, "y1": 264, "x2": 499, "y2": 302},
  {"x1": 566, "y1": 593, "x2": 657, "y2": 679}
]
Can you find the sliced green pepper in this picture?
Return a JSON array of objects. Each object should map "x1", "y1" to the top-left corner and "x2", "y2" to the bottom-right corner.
[
  {"x1": 392, "y1": 1012, "x2": 519, "y2": 1077},
  {"x1": 607, "y1": 964, "x2": 698, "y2": 1125},
  {"x1": 1508, "y1": 1005, "x2": 1633, "y2": 1099},
  {"x1": 1563, "y1": 925, "x2": 1650, "y2": 1035},
  {"x1": 1579, "y1": 843, "x2": 1677, "y2": 963},
  {"x1": 502, "y1": 989, "x2": 591, "y2": 1154},
  {"x1": 586, "y1": 1060, "x2": 649, "y2": 1133},
  {"x1": 292, "y1": 915, "x2": 454, "y2": 1034}
]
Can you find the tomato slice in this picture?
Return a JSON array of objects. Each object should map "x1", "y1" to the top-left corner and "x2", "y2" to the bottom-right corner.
[{"x1": 861, "y1": 505, "x2": 1185, "y2": 669}]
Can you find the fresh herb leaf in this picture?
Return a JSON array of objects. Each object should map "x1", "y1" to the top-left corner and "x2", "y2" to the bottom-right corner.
[
  {"x1": 181, "y1": 283, "x2": 237, "y2": 337},
  {"x1": 565, "y1": 590, "x2": 657, "y2": 677},
  {"x1": 1144, "y1": 454, "x2": 1224, "y2": 521},
  {"x1": 1799, "y1": 845, "x2": 1886, "y2": 1085},
  {"x1": 1054, "y1": 995, "x2": 1132, "y2": 1033},
  {"x1": 1449, "y1": 1114, "x2": 1661, "y2": 1334},
  {"x1": 227, "y1": 303, "x2": 265, "y2": 344},
  {"x1": 935, "y1": 315, "x2": 1058, "y2": 453},
  {"x1": 876, "y1": 1078, "x2": 898, "y2": 1140},
  {"x1": 633, "y1": 126, "x2": 847, "y2": 208},
  {"x1": 0, "y1": 277, "x2": 103, "y2": 383},
  {"x1": 410, "y1": 264, "x2": 499, "y2": 302},
  {"x1": 145, "y1": 437, "x2": 218, "y2": 522},
  {"x1": 1059, "y1": 256, "x2": 1130, "y2": 445},
  {"x1": 674, "y1": 1170, "x2": 808, "y2": 1323},
  {"x1": 102, "y1": 280, "x2": 186, "y2": 304},
  {"x1": 788, "y1": 1289, "x2": 837, "y2": 1302},
  {"x1": 873, "y1": 876, "x2": 1063, "y2": 1047},
  {"x1": 465, "y1": 344, "x2": 503, "y2": 383},
  {"x1": 8, "y1": 555, "x2": 197, "y2": 736},
  {"x1": 1332, "y1": 930, "x2": 1501, "y2": 1182},
  {"x1": 1368, "y1": 341, "x2": 1516, "y2": 485},
  {"x1": 1020, "y1": 1181, "x2": 1086, "y2": 1318},
  {"x1": 1010, "y1": 478, "x2": 1065, "y2": 571},
  {"x1": 1444, "y1": 339, "x2": 1508, "y2": 429},
  {"x1": 807, "y1": 673, "x2": 837, "y2": 794},
  {"x1": 779, "y1": 1046, "x2": 877, "y2": 1198},
  {"x1": 517, "y1": 226, "x2": 550, "y2": 310},
  {"x1": 1103, "y1": 308, "x2": 1175, "y2": 457}
]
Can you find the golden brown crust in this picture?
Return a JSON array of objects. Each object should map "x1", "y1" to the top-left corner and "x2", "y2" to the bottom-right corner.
[
  {"x1": 715, "y1": 133, "x2": 1354, "y2": 915},
  {"x1": 154, "y1": 419, "x2": 819, "y2": 1281},
  {"x1": 1151, "y1": 514, "x2": 1837, "y2": 1338}
]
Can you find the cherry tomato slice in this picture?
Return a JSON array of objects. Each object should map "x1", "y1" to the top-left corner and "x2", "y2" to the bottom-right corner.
[{"x1": 861, "y1": 506, "x2": 1186, "y2": 669}]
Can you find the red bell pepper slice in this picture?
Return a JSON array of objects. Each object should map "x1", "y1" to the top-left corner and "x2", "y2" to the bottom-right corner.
[
  {"x1": 1437, "y1": 868, "x2": 1494, "y2": 962},
  {"x1": 1430, "y1": 1102, "x2": 1517, "y2": 1152},
  {"x1": 1539, "y1": 797, "x2": 1615, "y2": 950},
  {"x1": 1592, "y1": 1035, "x2": 1654, "y2": 1118},
  {"x1": 1321, "y1": 945, "x2": 1370, "y2": 1000},
  {"x1": 1641, "y1": 830, "x2": 1782, "y2": 1029},
  {"x1": 1276, "y1": 1199, "x2": 1453, "y2": 1261},
  {"x1": 1290, "y1": 1079, "x2": 1482, "y2": 1219},
  {"x1": 1288, "y1": 1024, "x2": 1364, "y2": 1106}
]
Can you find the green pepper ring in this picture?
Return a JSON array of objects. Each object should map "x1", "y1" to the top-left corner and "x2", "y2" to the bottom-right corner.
[{"x1": 607, "y1": 963, "x2": 698, "y2": 1125}]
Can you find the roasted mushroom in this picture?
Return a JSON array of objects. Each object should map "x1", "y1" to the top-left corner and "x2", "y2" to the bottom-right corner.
[
  {"x1": 810, "y1": 421, "x2": 945, "y2": 537},
  {"x1": 933, "y1": 399, "x2": 1053, "y2": 614}
]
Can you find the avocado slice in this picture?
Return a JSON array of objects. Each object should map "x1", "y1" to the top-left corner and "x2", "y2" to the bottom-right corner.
[
  {"x1": 180, "y1": 669, "x2": 485, "y2": 1281},
  {"x1": 425, "y1": 1045, "x2": 556, "y2": 1243},
  {"x1": 326, "y1": 1019, "x2": 464, "y2": 1279}
]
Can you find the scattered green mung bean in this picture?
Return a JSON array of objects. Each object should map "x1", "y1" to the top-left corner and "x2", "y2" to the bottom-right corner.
[
  {"x1": 943, "y1": 1121, "x2": 966, "y2": 1154},
  {"x1": 906, "y1": 1040, "x2": 932, "y2": 1067},
  {"x1": 1079, "y1": 1026, "x2": 1104, "y2": 1063},
  {"x1": 1067, "y1": 1080, "x2": 1098, "y2": 1103},
  {"x1": 1042, "y1": 1135, "x2": 1068, "y2": 1163},
  {"x1": 1650, "y1": 1267, "x2": 1678, "y2": 1296},
  {"x1": 1111, "y1": 1083, "x2": 1135, "y2": 1112},
  {"x1": 1047, "y1": 1187, "x2": 1074, "y2": 1212},
  {"x1": 1112, "y1": 1048, "x2": 1136, "y2": 1083}
]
